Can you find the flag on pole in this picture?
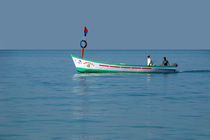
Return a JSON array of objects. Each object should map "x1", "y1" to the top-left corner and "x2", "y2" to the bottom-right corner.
[{"x1": 84, "y1": 26, "x2": 88, "y2": 36}]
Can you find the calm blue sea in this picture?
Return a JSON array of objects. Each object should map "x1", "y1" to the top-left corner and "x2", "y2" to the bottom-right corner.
[{"x1": 0, "y1": 50, "x2": 210, "y2": 140}]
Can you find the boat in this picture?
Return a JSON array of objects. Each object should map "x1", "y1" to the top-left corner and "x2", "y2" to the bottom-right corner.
[
  {"x1": 71, "y1": 54, "x2": 178, "y2": 73},
  {"x1": 71, "y1": 27, "x2": 178, "y2": 73}
]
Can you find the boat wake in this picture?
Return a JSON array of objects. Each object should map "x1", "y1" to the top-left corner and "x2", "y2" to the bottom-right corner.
[{"x1": 178, "y1": 69, "x2": 210, "y2": 73}]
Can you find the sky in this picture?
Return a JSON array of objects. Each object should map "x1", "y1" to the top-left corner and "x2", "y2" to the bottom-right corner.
[{"x1": 0, "y1": 0, "x2": 210, "y2": 50}]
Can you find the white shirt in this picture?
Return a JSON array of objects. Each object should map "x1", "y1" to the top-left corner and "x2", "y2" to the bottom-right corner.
[{"x1": 147, "y1": 57, "x2": 153, "y2": 66}]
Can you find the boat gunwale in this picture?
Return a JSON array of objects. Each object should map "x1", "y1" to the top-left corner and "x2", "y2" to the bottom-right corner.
[{"x1": 71, "y1": 54, "x2": 177, "y2": 68}]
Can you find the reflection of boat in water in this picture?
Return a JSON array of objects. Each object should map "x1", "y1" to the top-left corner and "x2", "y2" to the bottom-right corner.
[{"x1": 71, "y1": 54, "x2": 178, "y2": 73}]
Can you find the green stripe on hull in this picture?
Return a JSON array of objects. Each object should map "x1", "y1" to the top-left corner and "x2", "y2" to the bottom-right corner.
[{"x1": 76, "y1": 67, "x2": 172, "y2": 73}]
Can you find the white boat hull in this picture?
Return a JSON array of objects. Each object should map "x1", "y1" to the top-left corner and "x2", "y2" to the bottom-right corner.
[{"x1": 71, "y1": 54, "x2": 177, "y2": 73}]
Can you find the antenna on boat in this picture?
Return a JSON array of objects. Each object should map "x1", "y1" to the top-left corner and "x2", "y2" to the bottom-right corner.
[{"x1": 80, "y1": 26, "x2": 88, "y2": 58}]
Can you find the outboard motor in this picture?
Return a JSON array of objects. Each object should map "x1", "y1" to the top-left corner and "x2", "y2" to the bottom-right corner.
[{"x1": 173, "y1": 63, "x2": 178, "y2": 67}]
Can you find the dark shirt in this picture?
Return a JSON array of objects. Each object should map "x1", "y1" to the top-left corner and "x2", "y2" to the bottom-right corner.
[{"x1": 163, "y1": 60, "x2": 169, "y2": 66}]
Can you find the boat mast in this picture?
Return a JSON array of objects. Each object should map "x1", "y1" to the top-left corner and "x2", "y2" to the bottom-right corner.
[{"x1": 80, "y1": 26, "x2": 88, "y2": 58}]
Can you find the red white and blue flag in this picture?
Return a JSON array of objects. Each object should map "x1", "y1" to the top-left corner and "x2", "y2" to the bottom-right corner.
[{"x1": 84, "y1": 26, "x2": 88, "y2": 36}]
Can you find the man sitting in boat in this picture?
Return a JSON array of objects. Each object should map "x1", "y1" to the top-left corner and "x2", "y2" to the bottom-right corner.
[
  {"x1": 147, "y1": 55, "x2": 154, "y2": 66},
  {"x1": 162, "y1": 57, "x2": 170, "y2": 66}
]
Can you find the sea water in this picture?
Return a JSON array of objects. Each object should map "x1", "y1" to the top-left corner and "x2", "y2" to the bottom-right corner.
[{"x1": 0, "y1": 50, "x2": 210, "y2": 140}]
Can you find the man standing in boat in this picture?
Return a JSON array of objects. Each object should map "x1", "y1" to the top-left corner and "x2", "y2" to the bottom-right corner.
[{"x1": 147, "y1": 55, "x2": 154, "y2": 66}]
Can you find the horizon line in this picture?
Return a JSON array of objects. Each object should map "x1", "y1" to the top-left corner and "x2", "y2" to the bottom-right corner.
[{"x1": 0, "y1": 49, "x2": 210, "y2": 51}]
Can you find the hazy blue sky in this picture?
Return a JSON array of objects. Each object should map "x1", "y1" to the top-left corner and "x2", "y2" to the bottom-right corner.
[{"x1": 0, "y1": 0, "x2": 210, "y2": 50}]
